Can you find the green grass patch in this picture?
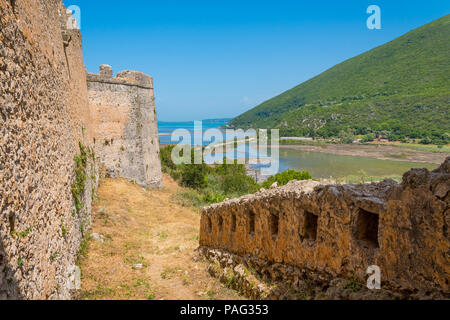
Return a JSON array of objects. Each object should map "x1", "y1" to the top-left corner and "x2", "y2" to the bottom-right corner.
[
  {"x1": 280, "y1": 139, "x2": 329, "y2": 149},
  {"x1": 385, "y1": 143, "x2": 450, "y2": 154},
  {"x1": 382, "y1": 153, "x2": 409, "y2": 159}
]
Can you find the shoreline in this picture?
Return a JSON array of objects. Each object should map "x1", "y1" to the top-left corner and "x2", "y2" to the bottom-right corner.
[
  {"x1": 279, "y1": 143, "x2": 448, "y2": 165},
  {"x1": 159, "y1": 141, "x2": 449, "y2": 165}
]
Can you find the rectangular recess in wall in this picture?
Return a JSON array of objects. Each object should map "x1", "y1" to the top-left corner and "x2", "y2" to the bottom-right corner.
[
  {"x1": 355, "y1": 208, "x2": 379, "y2": 248},
  {"x1": 269, "y1": 213, "x2": 279, "y2": 238},
  {"x1": 301, "y1": 211, "x2": 318, "y2": 241},
  {"x1": 218, "y1": 215, "x2": 223, "y2": 232},
  {"x1": 231, "y1": 214, "x2": 236, "y2": 233},
  {"x1": 248, "y1": 211, "x2": 255, "y2": 235},
  {"x1": 207, "y1": 216, "x2": 212, "y2": 233}
]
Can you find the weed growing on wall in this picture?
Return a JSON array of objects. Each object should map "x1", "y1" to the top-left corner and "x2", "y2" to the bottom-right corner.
[
  {"x1": 71, "y1": 141, "x2": 96, "y2": 214},
  {"x1": 71, "y1": 141, "x2": 88, "y2": 214}
]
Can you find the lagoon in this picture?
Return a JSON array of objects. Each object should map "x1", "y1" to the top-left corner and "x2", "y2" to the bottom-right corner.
[
  {"x1": 277, "y1": 148, "x2": 437, "y2": 179},
  {"x1": 158, "y1": 120, "x2": 439, "y2": 179}
]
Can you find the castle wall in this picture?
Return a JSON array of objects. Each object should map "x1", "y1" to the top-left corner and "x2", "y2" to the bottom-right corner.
[
  {"x1": 200, "y1": 158, "x2": 450, "y2": 296},
  {"x1": 87, "y1": 66, "x2": 162, "y2": 189},
  {"x1": 0, "y1": 0, "x2": 98, "y2": 299}
]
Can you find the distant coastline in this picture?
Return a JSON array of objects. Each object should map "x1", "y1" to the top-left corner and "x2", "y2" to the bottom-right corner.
[{"x1": 158, "y1": 118, "x2": 232, "y2": 124}]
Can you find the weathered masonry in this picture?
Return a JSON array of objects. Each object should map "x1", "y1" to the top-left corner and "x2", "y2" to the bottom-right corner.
[
  {"x1": 200, "y1": 158, "x2": 450, "y2": 298},
  {"x1": 87, "y1": 65, "x2": 162, "y2": 189},
  {"x1": 0, "y1": 0, "x2": 98, "y2": 299},
  {"x1": 1, "y1": 0, "x2": 162, "y2": 299}
]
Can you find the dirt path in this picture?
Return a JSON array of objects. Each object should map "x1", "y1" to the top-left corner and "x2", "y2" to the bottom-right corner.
[{"x1": 78, "y1": 175, "x2": 242, "y2": 300}]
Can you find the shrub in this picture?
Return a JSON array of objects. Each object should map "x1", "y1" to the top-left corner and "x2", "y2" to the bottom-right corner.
[
  {"x1": 175, "y1": 189, "x2": 204, "y2": 209},
  {"x1": 180, "y1": 163, "x2": 209, "y2": 189},
  {"x1": 201, "y1": 191, "x2": 227, "y2": 204},
  {"x1": 161, "y1": 145, "x2": 210, "y2": 189},
  {"x1": 160, "y1": 145, "x2": 176, "y2": 172},
  {"x1": 338, "y1": 129, "x2": 356, "y2": 144},
  {"x1": 221, "y1": 172, "x2": 259, "y2": 194},
  {"x1": 160, "y1": 146, "x2": 263, "y2": 208},
  {"x1": 341, "y1": 136, "x2": 355, "y2": 144},
  {"x1": 262, "y1": 169, "x2": 312, "y2": 189},
  {"x1": 361, "y1": 133, "x2": 376, "y2": 143},
  {"x1": 213, "y1": 161, "x2": 259, "y2": 195},
  {"x1": 420, "y1": 137, "x2": 432, "y2": 145}
]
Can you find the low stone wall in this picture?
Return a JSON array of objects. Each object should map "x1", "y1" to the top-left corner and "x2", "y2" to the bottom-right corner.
[
  {"x1": 87, "y1": 65, "x2": 162, "y2": 189},
  {"x1": 0, "y1": 0, "x2": 98, "y2": 299},
  {"x1": 200, "y1": 158, "x2": 450, "y2": 297}
]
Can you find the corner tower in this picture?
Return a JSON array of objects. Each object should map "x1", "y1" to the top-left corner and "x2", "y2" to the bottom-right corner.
[{"x1": 87, "y1": 65, "x2": 162, "y2": 188}]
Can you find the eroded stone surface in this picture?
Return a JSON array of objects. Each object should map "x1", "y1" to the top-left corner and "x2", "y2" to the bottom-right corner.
[
  {"x1": 0, "y1": 0, "x2": 162, "y2": 300},
  {"x1": 200, "y1": 247, "x2": 426, "y2": 300},
  {"x1": 0, "y1": 0, "x2": 98, "y2": 299},
  {"x1": 200, "y1": 158, "x2": 450, "y2": 298},
  {"x1": 87, "y1": 67, "x2": 162, "y2": 189}
]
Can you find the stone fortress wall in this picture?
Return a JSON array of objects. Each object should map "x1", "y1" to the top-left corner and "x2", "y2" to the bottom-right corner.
[
  {"x1": 0, "y1": 0, "x2": 162, "y2": 299},
  {"x1": 0, "y1": 0, "x2": 98, "y2": 299},
  {"x1": 87, "y1": 65, "x2": 162, "y2": 189},
  {"x1": 200, "y1": 158, "x2": 450, "y2": 297}
]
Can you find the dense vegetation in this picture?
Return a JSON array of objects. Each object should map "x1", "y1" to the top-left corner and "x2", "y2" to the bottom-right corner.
[
  {"x1": 261, "y1": 170, "x2": 312, "y2": 189},
  {"x1": 160, "y1": 145, "x2": 311, "y2": 207},
  {"x1": 230, "y1": 15, "x2": 450, "y2": 144}
]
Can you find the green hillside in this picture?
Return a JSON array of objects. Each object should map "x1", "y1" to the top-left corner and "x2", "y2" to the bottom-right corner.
[{"x1": 230, "y1": 15, "x2": 450, "y2": 143}]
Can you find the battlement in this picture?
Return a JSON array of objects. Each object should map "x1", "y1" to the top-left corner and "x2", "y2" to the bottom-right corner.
[{"x1": 87, "y1": 65, "x2": 153, "y2": 89}]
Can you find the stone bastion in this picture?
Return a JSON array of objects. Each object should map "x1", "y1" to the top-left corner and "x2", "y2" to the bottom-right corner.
[
  {"x1": 200, "y1": 158, "x2": 450, "y2": 297},
  {"x1": 87, "y1": 65, "x2": 162, "y2": 189}
]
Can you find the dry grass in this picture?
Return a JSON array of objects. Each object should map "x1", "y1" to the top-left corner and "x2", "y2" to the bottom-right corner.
[{"x1": 78, "y1": 174, "x2": 242, "y2": 300}]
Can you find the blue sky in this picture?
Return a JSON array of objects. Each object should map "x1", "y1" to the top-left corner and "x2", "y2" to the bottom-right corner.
[{"x1": 63, "y1": 0, "x2": 449, "y2": 121}]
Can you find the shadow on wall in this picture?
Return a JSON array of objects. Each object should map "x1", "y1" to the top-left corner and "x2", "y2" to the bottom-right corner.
[{"x1": 0, "y1": 240, "x2": 21, "y2": 300}]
